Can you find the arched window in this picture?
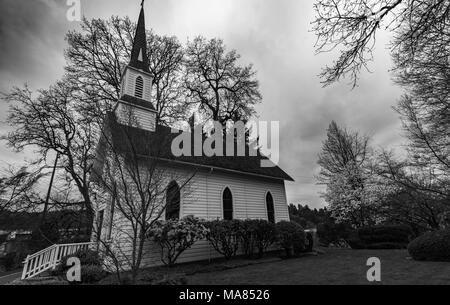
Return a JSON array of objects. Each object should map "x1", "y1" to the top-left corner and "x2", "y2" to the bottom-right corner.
[
  {"x1": 222, "y1": 187, "x2": 233, "y2": 220},
  {"x1": 266, "y1": 192, "x2": 275, "y2": 223},
  {"x1": 165, "y1": 181, "x2": 180, "y2": 220},
  {"x1": 135, "y1": 76, "x2": 143, "y2": 98}
]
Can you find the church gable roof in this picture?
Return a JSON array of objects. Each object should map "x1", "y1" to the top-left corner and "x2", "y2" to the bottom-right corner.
[
  {"x1": 105, "y1": 113, "x2": 294, "y2": 181},
  {"x1": 119, "y1": 94, "x2": 155, "y2": 111}
]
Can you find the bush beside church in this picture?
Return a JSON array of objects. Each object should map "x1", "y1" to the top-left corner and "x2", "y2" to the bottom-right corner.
[{"x1": 147, "y1": 217, "x2": 310, "y2": 266}]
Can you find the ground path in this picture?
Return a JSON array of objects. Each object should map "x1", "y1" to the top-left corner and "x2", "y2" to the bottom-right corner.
[{"x1": 0, "y1": 270, "x2": 21, "y2": 285}]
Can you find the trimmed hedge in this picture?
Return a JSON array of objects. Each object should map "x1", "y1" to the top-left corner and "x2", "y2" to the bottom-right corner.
[
  {"x1": 240, "y1": 219, "x2": 277, "y2": 258},
  {"x1": 204, "y1": 219, "x2": 304, "y2": 260},
  {"x1": 205, "y1": 219, "x2": 242, "y2": 260},
  {"x1": 408, "y1": 230, "x2": 450, "y2": 262},
  {"x1": 240, "y1": 219, "x2": 258, "y2": 258},
  {"x1": 275, "y1": 221, "x2": 306, "y2": 257},
  {"x1": 347, "y1": 225, "x2": 412, "y2": 249},
  {"x1": 358, "y1": 225, "x2": 412, "y2": 244},
  {"x1": 253, "y1": 220, "x2": 277, "y2": 257}
]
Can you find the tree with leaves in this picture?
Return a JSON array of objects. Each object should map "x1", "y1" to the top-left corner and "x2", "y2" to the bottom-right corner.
[
  {"x1": 317, "y1": 121, "x2": 382, "y2": 227},
  {"x1": 318, "y1": 121, "x2": 370, "y2": 183}
]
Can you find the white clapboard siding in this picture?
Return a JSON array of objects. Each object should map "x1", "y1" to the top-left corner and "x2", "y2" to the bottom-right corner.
[
  {"x1": 102, "y1": 164, "x2": 290, "y2": 268},
  {"x1": 115, "y1": 102, "x2": 156, "y2": 132}
]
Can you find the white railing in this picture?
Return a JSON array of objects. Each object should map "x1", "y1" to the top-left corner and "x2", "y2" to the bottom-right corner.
[{"x1": 21, "y1": 242, "x2": 94, "y2": 280}]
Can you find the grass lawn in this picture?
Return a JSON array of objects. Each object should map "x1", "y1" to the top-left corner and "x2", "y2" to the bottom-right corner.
[
  {"x1": 11, "y1": 248, "x2": 450, "y2": 285},
  {"x1": 185, "y1": 248, "x2": 450, "y2": 285}
]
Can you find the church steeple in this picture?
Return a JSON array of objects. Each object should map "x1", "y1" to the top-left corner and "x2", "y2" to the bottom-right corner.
[
  {"x1": 115, "y1": 0, "x2": 156, "y2": 132},
  {"x1": 129, "y1": 1, "x2": 150, "y2": 73}
]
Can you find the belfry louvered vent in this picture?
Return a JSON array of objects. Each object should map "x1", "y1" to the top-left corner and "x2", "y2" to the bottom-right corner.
[{"x1": 135, "y1": 76, "x2": 144, "y2": 98}]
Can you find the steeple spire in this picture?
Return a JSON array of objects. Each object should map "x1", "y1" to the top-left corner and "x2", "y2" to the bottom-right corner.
[{"x1": 129, "y1": 1, "x2": 150, "y2": 73}]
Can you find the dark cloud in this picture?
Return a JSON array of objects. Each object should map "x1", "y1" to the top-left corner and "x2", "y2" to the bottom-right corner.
[
  {"x1": 0, "y1": 0, "x2": 71, "y2": 87},
  {"x1": 0, "y1": 0, "x2": 405, "y2": 208}
]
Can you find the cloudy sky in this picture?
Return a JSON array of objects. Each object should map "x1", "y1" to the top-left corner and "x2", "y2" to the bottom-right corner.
[{"x1": 0, "y1": 0, "x2": 406, "y2": 208}]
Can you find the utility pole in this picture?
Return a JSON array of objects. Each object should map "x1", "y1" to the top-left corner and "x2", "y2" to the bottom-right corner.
[{"x1": 40, "y1": 153, "x2": 59, "y2": 227}]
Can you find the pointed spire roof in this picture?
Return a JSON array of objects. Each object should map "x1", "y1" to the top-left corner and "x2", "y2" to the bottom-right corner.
[{"x1": 129, "y1": 1, "x2": 150, "y2": 73}]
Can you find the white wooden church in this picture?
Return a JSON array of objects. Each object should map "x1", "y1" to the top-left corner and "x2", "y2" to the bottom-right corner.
[{"x1": 92, "y1": 4, "x2": 294, "y2": 268}]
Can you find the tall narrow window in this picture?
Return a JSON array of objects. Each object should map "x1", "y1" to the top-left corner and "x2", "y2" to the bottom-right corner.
[
  {"x1": 165, "y1": 181, "x2": 180, "y2": 220},
  {"x1": 135, "y1": 76, "x2": 143, "y2": 98},
  {"x1": 266, "y1": 192, "x2": 275, "y2": 223},
  {"x1": 222, "y1": 187, "x2": 233, "y2": 220}
]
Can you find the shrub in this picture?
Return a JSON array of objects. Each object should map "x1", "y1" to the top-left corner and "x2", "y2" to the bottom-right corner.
[
  {"x1": 54, "y1": 248, "x2": 101, "y2": 275},
  {"x1": 147, "y1": 215, "x2": 209, "y2": 266},
  {"x1": 317, "y1": 221, "x2": 352, "y2": 246},
  {"x1": 80, "y1": 265, "x2": 107, "y2": 283},
  {"x1": 275, "y1": 221, "x2": 305, "y2": 257},
  {"x1": 240, "y1": 219, "x2": 258, "y2": 258},
  {"x1": 239, "y1": 219, "x2": 276, "y2": 258},
  {"x1": 205, "y1": 219, "x2": 242, "y2": 260},
  {"x1": 408, "y1": 230, "x2": 450, "y2": 262},
  {"x1": 1, "y1": 252, "x2": 21, "y2": 271},
  {"x1": 253, "y1": 220, "x2": 277, "y2": 257},
  {"x1": 358, "y1": 225, "x2": 412, "y2": 244},
  {"x1": 346, "y1": 225, "x2": 412, "y2": 249},
  {"x1": 346, "y1": 231, "x2": 366, "y2": 249}
]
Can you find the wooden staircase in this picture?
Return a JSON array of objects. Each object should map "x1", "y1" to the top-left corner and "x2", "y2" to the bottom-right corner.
[{"x1": 21, "y1": 242, "x2": 94, "y2": 280}]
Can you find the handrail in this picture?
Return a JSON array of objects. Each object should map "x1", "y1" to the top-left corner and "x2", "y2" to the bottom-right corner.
[
  {"x1": 23, "y1": 244, "x2": 58, "y2": 261},
  {"x1": 21, "y1": 242, "x2": 95, "y2": 280},
  {"x1": 23, "y1": 242, "x2": 93, "y2": 261},
  {"x1": 57, "y1": 242, "x2": 94, "y2": 247}
]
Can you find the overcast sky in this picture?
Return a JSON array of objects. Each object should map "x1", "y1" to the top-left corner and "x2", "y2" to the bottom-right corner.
[{"x1": 0, "y1": 0, "x2": 406, "y2": 209}]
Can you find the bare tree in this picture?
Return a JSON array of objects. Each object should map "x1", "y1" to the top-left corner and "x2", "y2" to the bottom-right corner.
[
  {"x1": 375, "y1": 150, "x2": 450, "y2": 232},
  {"x1": 91, "y1": 113, "x2": 195, "y2": 283},
  {"x1": 390, "y1": 18, "x2": 450, "y2": 199},
  {"x1": 312, "y1": 0, "x2": 450, "y2": 87},
  {"x1": 392, "y1": 33, "x2": 450, "y2": 181},
  {"x1": 2, "y1": 81, "x2": 97, "y2": 218},
  {"x1": 147, "y1": 34, "x2": 188, "y2": 125},
  {"x1": 65, "y1": 16, "x2": 187, "y2": 125},
  {"x1": 0, "y1": 165, "x2": 45, "y2": 216},
  {"x1": 184, "y1": 37, "x2": 262, "y2": 126},
  {"x1": 313, "y1": 0, "x2": 450, "y2": 194},
  {"x1": 394, "y1": 96, "x2": 450, "y2": 179}
]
